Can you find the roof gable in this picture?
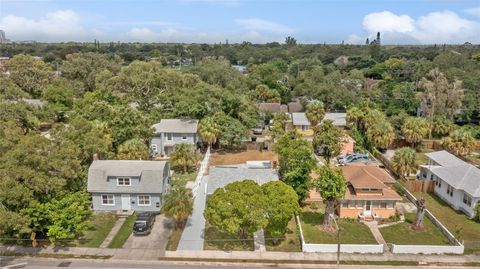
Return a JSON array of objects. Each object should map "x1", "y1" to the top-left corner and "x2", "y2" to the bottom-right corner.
[
  {"x1": 87, "y1": 160, "x2": 168, "y2": 194},
  {"x1": 152, "y1": 119, "x2": 198, "y2": 134}
]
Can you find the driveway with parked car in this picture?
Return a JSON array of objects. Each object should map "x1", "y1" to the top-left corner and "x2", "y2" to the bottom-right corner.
[{"x1": 123, "y1": 214, "x2": 174, "y2": 250}]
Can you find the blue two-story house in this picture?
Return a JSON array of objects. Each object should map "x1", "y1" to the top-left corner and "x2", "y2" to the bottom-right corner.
[
  {"x1": 87, "y1": 160, "x2": 170, "y2": 212},
  {"x1": 151, "y1": 119, "x2": 199, "y2": 157}
]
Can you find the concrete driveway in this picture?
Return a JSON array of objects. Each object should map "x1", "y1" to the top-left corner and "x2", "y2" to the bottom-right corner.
[{"x1": 123, "y1": 214, "x2": 174, "y2": 251}]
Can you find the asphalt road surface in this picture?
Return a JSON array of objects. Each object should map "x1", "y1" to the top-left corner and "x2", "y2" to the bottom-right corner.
[{"x1": 0, "y1": 257, "x2": 476, "y2": 269}]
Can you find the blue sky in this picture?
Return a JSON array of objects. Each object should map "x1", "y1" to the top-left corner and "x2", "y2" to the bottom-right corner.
[{"x1": 1, "y1": 0, "x2": 479, "y2": 44}]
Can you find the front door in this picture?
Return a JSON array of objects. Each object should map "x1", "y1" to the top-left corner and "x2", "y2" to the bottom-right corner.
[
  {"x1": 365, "y1": 200, "x2": 372, "y2": 216},
  {"x1": 121, "y1": 194, "x2": 131, "y2": 210}
]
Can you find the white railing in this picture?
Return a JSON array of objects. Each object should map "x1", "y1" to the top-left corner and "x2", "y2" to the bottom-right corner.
[{"x1": 192, "y1": 146, "x2": 210, "y2": 197}]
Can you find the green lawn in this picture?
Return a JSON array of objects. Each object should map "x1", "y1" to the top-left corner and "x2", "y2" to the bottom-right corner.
[
  {"x1": 107, "y1": 215, "x2": 136, "y2": 248},
  {"x1": 415, "y1": 148, "x2": 434, "y2": 166},
  {"x1": 203, "y1": 222, "x2": 254, "y2": 251},
  {"x1": 300, "y1": 208, "x2": 377, "y2": 244},
  {"x1": 414, "y1": 192, "x2": 480, "y2": 254},
  {"x1": 166, "y1": 227, "x2": 184, "y2": 251},
  {"x1": 74, "y1": 213, "x2": 118, "y2": 247},
  {"x1": 171, "y1": 171, "x2": 197, "y2": 188},
  {"x1": 379, "y1": 213, "x2": 450, "y2": 245},
  {"x1": 265, "y1": 218, "x2": 301, "y2": 252}
]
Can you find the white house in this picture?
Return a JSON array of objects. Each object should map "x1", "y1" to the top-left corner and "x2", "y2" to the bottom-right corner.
[{"x1": 419, "y1": 150, "x2": 480, "y2": 218}]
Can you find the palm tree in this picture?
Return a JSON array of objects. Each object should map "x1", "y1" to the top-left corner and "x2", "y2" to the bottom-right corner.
[
  {"x1": 305, "y1": 100, "x2": 325, "y2": 127},
  {"x1": 366, "y1": 120, "x2": 395, "y2": 150},
  {"x1": 432, "y1": 115, "x2": 454, "y2": 138},
  {"x1": 116, "y1": 138, "x2": 148, "y2": 160},
  {"x1": 170, "y1": 143, "x2": 198, "y2": 173},
  {"x1": 162, "y1": 187, "x2": 194, "y2": 228},
  {"x1": 391, "y1": 147, "x2": 418, "y2": 177},
  {"x1": 198, "y1": 116, "x2": 219, "y2": 147},
  {"x1": 441, "y1": 129, "x2": 475, "y2": 156},
  {"x1": 402, "y1": 117, "x2": 430, "y2": 149},
  {"x1": 346, "y1": 106, "x2": 364, "y2": 130}
]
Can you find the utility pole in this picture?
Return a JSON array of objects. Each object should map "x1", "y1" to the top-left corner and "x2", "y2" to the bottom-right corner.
[{"x1": 330, "y1": 213, "x2": 340, "y2": 269}]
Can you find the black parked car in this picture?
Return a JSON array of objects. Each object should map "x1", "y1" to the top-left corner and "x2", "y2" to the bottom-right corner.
[{"x1": 133, "y1": 212, "x2": 156, "y2": 235}]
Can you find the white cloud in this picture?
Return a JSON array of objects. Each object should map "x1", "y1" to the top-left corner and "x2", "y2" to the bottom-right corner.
[
  {"x1": 363, "y1": 11, "x2": 415, "y2": 33},
  {"x1": 356, "y1": 10, "x2": 480, "y2": 44},
  {"x1": 345, "y1": 34, "x2": 364, "y2": 44},
  {"x1": 464, "y1": 7, "x2": 480, "y2": 17},
  {"x1": 235, "y1": 18, "x2": 294, "y2": 34},
  {"x1": 0, "y1": 10, "x2": 87, "y2": 41}
]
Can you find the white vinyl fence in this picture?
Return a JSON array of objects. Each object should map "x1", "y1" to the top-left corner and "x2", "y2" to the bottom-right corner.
[{"x1": 192, "y1": 146, "x2": 210, "y2": 198}]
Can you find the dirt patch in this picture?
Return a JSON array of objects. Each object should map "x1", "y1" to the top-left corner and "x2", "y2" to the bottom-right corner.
[{"x1": 209, "y1": 149, "x2": 278, "y2": 166}]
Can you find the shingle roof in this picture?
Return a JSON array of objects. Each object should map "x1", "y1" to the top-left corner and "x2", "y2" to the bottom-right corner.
[
  {"x1": 152, "y1": 119, "x2": 198, "y2": 134},
  {"x1": 324, "y1": 113, "x2": 347, "y2": 127},
  {"x1": 206, "y1": 165, "x2": 279, "y2": 195},
  {"x1": 342, "y1": 164, "x2": 396, "y2": 189},
  {"x1": 257, "y1": 103, "x2": 283, "y2": 113},
  {"x1": 87, "y1": 160, "x2": 168, "y2": 194},
  {"x1": 291, "y1": 112, "x2": 347, "y2": 127},
  {"x1": 291, "y1": 112, "x2": 310, "y2": 126},
  {"x1": 425, "y1": 150, "x2": 466, "y2": 167},
  {"x1": 425, "y1": 151, "x2": 480, "y2": 197},
  {"x1": 288, "y1": 102, "x2": 303, "y2": 113}
]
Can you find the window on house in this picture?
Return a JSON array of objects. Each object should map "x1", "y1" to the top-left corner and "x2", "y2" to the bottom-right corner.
[
  {"x1": 430, "y1": 174, "x2": 434, "y2": 180},
  {"x1": 380, "y1": 201, "x2": 387, "y2": 209},
  {"x1": 463, "y1": 193, "x2": 472, "y2": 207},
  {"x1": 138, "y1": 195, "x2": 151, "y2": 206},
  {"x1": 342, "y1": 200, "x2": 349, "y2": 208},
  {"x1": 372, "y1": 201, "x2": 379, "y2": 208},
  {"x1": 446, "y1": 185, "x2": 454, "y2": 197},
  {"x1": 151, "y1": 144, "x2": 158, "y2": 152},
  {"x1": 388, "y1": 201, "x2": 395, "y2": 208},
  {"x1": 167, "y1": 133, "x2": 172, "y2": 140},
  {"x1": 357, "y1": 200, "x2": 364, "y2": 208},
  {"x1": 182, "y1": 134, "x2": 187, "y2": 140},
  {"x1": 101, "y1": 194, "x2": 114, "y2": 205},
  {"x1": 349, "y1": 200, "x2": 355, "y2": 208},
  {"x1": 117, "y1": 177, "x2": 131, "y2": 186}
]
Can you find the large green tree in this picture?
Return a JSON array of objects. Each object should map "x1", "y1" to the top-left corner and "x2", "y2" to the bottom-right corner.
[
  {"x1": 60, "y1": 52, "x2": 122, "y2": 93},
  {"x1": 366, "y1": 119, "x2": 395, "y2": 150},
  {"x1": 313, "y1": 165, "x2": 346, "y2": 228},
  {"x1": 276, "y1": 131, "x2": 316, "y2": 202},
  {"x1": 261, "y1": 181, "x2": 300, "y2": 239},
  {"x1": 312, "y1": 120, "x2": 342, "y2": 163},
  {"x1": 5, "y1": 54, "x2": 52, "y2": 97},
  {"x1": 204, "y1": 180, "x2": 268, "y2": 238}
]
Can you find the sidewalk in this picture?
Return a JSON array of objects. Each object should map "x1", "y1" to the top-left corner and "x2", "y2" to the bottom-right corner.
[
  {"x1": 177, "y1": 176, "x2": 207, "y2": 250},
  {"x1": 177, "y1": 148, "x2": 211, "y2": 251},
  {"x1": 165, "y1": 250, "x2": 480, "y2": 264},
  {"x1": 99, "y1": 217, "x2": 126, "y2": 248},
  {"x1": 2, "y1": 245, "x2": 480, "y2": 264},
  {"x1": 363, "y1": 221, "x2": 388, "y2": 252}
]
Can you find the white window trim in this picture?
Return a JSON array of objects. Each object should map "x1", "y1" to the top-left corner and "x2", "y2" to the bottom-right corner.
[
  {"x1": 117, "y1": 177, "x2": 131, "y2": 186},
  {"x1": 151, "y1": 144, "x2": 158, "y2": 152},
  {"x1": 137, "y1": 195, "x2": 151, "y2": 206},
  {"x1": 182, "y1": 134, "x2": 188, "y2": 140},
  {"x1": 101, "y1": 194, "x2": 115, "y2": 206},
  {"x1": 166, "y1": 133, "x2": 173, "y2": 141}
]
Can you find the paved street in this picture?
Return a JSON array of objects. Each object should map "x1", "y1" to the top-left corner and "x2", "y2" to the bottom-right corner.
[
  {"x1": 0, "y1": 257, "x2": 477, "y2": 269},
  {"x1": 123, "y1": 215, "x2": 174, "y2": 252}
]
